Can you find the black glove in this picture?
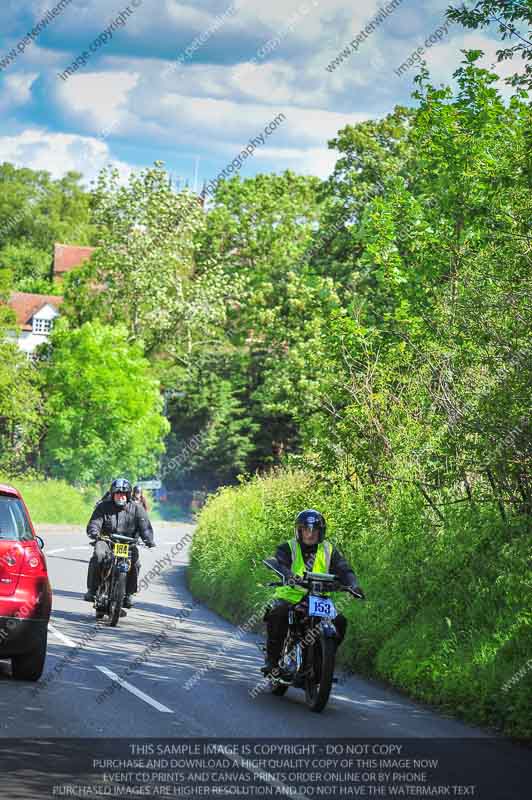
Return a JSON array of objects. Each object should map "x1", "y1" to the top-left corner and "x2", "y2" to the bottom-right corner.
[
  {"x1": 348, "y1": 585, "x2": 365, "y2": 599},
  {"x1": 146, "y1": 541, "x2": 156, "y2": 548}
]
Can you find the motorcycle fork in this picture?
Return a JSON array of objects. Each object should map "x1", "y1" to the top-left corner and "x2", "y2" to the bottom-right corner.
[
  {"x1": 283, "y1": 607, "x2": 295, "y2": 662},
  {"x1": 304, "y1": 619, "x2": 319, "y2": 674},
  {"x1": 287, "y1": 609, "x2": 308, "y2": 674},
  {"x1": 95, "y1": 560, "x2": 113, "y2": 609},
  {"x1": 280, "y1": 609, "x2": 297, "y2": 664}
]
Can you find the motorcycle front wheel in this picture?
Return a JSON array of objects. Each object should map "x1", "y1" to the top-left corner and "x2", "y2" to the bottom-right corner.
[
  {"x1": 305, "y1": 633, "x2": 336, "y2": 712},
  {"x1": 94, "y1": 577, "x2": 108, "y2": 620},
  {"x1": 270, "y1": 677, "x2": 289, "y2": 696},
  {"x1": 109, "y1": 571, "x2": 127, "y2": 627}
]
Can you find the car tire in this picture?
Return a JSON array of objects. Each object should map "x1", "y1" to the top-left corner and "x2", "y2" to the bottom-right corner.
[{"x1": 11, "y1": 628, "x2": 48, "y2": 682}]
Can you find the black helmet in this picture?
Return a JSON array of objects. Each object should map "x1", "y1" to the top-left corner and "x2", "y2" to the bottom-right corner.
[
  {"x1": 110, "y1": 477, "x2": 132, "y2": 507},
  {"x1": 133, "y1": 485, "x2": 142, "y2": 495},
  {"x1": 295, "y1": 509, "x2": 326, "y2": 543}
]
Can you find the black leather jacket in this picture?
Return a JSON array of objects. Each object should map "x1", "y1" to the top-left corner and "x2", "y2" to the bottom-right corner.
[{"x1": 86, "y1": 499, "x2": 154, "y2": 546}]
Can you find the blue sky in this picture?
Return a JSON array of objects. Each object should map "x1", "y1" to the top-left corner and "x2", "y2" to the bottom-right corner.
[{"x1": 0, "y1": 0, "x2": 512, "y2": 189}]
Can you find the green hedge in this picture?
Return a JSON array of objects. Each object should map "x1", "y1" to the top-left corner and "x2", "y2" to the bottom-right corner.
[
  {"x1": 189, "y1": 469, "x2": 532, "y2": 738},
  {"x1": 0, "y1": 474, "x2": 99, "y2": 525}
]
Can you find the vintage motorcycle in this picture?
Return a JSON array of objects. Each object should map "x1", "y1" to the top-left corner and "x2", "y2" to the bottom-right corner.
[
  {"x1": 261, "y1": 557, "x2": 364, "y2": 712},
  {"x1": 93, "y1": 533, "x2": 137, "y2": 626}
]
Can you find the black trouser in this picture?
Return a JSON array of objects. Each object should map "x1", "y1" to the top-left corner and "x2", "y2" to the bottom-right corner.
[
  {"x1": 87, "y1": 540, "x2": 140, "y2": 596},
  {"x1": 265, "y1": 599, "x2": 347, "y2": 663}
]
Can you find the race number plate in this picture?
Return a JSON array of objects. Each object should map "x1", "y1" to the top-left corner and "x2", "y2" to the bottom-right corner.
[
  {"x1": 113, "y1": 542, "x2": 129, "y2": 557},
  {"x1": 309, "y1": 595, "x2": 336, "y2": 618}
]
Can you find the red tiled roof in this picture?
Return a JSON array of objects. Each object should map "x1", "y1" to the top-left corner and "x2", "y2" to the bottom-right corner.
[
  {"x1": 53, "y1": 243, "x2": 95, "y2": 276},
  {"x1": 8, "y1": 292, "x2": 63, "y2": 331}
]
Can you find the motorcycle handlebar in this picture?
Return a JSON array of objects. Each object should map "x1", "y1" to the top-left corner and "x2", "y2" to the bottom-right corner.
[
  {"x1": 269, "y1": 576, "x2": 365, "y2": 598},
  {"x1": 89, "y1": 533, "x2": 152, "y2": 546},
  {"x1": 111, "y1": 534, "x2": 138, "y2": 542}
]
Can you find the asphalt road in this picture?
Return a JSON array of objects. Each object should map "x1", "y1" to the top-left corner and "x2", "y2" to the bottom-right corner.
[{"x1": 0, "y1": 523, "x2": 529, "y2": 799}]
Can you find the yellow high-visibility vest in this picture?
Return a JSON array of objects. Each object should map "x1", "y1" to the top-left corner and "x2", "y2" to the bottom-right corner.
[{"x1": 273, "y1": 538, "x2": 332, "y2": 604}]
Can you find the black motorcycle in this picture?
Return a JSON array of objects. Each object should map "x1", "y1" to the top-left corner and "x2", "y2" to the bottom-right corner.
[
  {"x1": 94, "y1": 533, "x2": 137, "y2": 627},
  {"x1": 262, "y1": 558, "x2": 364, "y2": 712}
]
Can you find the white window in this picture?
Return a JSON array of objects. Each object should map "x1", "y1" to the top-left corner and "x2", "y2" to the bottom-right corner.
[{"x1": 32, "y1": 317, "x2": 53, "y2": 334}]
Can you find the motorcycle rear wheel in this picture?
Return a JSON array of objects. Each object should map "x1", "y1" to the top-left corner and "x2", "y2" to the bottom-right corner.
[{"x1": 305, "y1": 634, "x2": 335, "y2": 712}]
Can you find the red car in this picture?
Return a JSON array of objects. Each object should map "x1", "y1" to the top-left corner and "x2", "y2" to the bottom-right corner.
[{"x1": 0, "y1": 484, "x2": 52, "y2": 680}]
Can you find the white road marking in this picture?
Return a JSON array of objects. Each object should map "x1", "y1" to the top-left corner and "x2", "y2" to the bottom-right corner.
[
  {"x1": 95, "y1": 666, "x2": 174, "y2": 713},
  {"x1": 332, "y1": 693, "x2": 413, "y2": 710},
  {"x1": 48, "y1": 623, "x2": 77, "y2": 648},
  {"x1": 47, "y1": 548, "x2": 65, "y2": 555},
  {"x1": 135, "y1": 671, "x2": 171, "y2": 680}
]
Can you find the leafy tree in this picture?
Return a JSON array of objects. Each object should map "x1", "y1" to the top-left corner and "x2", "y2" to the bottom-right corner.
[
  {"x1": 0, "y1": 242, "x2": 61, "y2": 295},
  {"x1": 0, "y1": 164, "x2": 93, "y2": 293},
  {"x1": 314, "y1": 107, "x2": 413, "y2": 288},
  {"x1": 447, "y1": 0, "x2": 532, "y2": 88},
  {"x1": 0, "y1": 164, "x2": 93, "y2": 251},
  {"x1": 41, "y1": 320, "x2": 169, "y2": 485},
  {"x1": 0, "y1": 267, "x2": 43, "y2": 473},
  {"x1": 194, "y1": 172, "x2": 331, "y2": 462},
  {"x1": 160, "y1": 377, "x2": 258, "y2": 491},
  {"x1": 63, "y1": 163, "x2": 208, "y2": 354},
  {"x1": 305, "y1": 56, "x2": 532, "y2": 514}
]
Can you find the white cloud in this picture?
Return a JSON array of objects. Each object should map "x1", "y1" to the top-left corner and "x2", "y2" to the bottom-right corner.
[
  {"x1": 126, "y1": 84, "x2": 368, "y2": 152},
  {"x1": 253, "y1": 144, "x2": 338, "y2": 178},
  {"x1": 2, "y1": 0, "x2": 523, "y2": 187},
  {"x1": 0, "y1": 129, "x2": 132, "y2": 184},
  {"x1": 56, "y1": 70, "x2": 139, "y2": 132},
  {"x1": 413, "y1": 31, "x2": 524, "y2": 95},
  {"x1": 0, "y1": 72, "x2": 39, "y2": 111},
  {"x1": 164, "y1": 1, "x2": 223, "y2": 30}
]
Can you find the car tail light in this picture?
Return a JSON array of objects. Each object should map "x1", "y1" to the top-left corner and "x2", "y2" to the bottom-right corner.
[
  {"x1": 6, "y1": 543, "x2": 52, "y2": 619},
  {"x1": 0, "y1": 542, "x2": 23, "y2": 597},
  {"x1": 21, "y1": 542, "x2": 48, "y2": 577}
]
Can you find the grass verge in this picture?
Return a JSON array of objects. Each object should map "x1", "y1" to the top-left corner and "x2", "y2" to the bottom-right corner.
[
  {"x1": 189, "y1": 468, "x2": 532, "y2": 739},
  {"x1": 0, "y1": 473, "x2": 99, "y2": 525}
]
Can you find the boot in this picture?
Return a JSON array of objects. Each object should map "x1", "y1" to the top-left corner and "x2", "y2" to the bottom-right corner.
[
  {"x1": 84, "y1": 591, "x2": 95, "y2": 602},
  {"x1": 261, "y1": 657, "x2": 278, "y2": 675},
  {"x1": 123, "y1": 595, "x2": 133, "y2": 609}
]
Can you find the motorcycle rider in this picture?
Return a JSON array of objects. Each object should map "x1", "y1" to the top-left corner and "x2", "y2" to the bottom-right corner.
[
  {"x1": 132, "y1": 484, "x2": 154, "y2": 538},
  {"x1": 83, "y1": 477, "x2": 155, "y2": 609},
  {"x1": 132, "y1": 485, "x2": 149, "y2": 512},
  {"x1": 262, "y1": 509, "x2": 364, "y2": 674}
]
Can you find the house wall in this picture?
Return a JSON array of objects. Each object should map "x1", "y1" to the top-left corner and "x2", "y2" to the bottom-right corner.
[
  {"x1": 8, "y1": 305, "x2": 61, "y2": 355},
  {"x1": 14, "y1": 330, "x2": 51, "y2": 355},
  {"x1": 34, "y1": 306, "x2": 59, "y2": 322}
]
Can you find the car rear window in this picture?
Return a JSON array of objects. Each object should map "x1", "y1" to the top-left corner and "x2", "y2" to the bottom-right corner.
[{"x1": 0, "y1": 496, "x2": 33, "y2": 541}]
